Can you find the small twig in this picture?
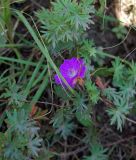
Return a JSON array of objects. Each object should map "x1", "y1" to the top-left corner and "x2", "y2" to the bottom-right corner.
[
  {"x1": 58, "y1": 141, "x2": 83, "y2": 148},
  {"x1": 59, "y1": 146, "x2": 88, "y2": 157},
  {"x1": 103, "y1": 27, "x2": 131, "y2": 50},
  {"x1": 105, "y1": 135, "x2": 136, "y2": 147},
  {"x1": 125, "y1": 117, "x2": 136, "y2": 125},
  {"x1": 62, "y1": 139, "x2": 67, "y2": 160},
  {"x1": 123, "y1": 42, "x2": 129, "y2": 54},
  {"x1": 0, "y1": 98, "x2": 61, "y2": 107},
  {"x1": 122, "y1": 47, "x2": 136, "y2": 61}
]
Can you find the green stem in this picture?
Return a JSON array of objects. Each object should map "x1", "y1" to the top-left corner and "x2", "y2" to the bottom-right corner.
[{"x1": 102, "y1": 52, "x2": 131, "y2": 67}]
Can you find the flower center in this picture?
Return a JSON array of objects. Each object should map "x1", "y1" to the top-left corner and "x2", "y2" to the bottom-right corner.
[{"x1": 68, "y1": 69, "x2": 77, "y2": 78}]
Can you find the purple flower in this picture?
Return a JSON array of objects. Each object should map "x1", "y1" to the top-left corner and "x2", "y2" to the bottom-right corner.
[{"x1": 54, "y1": 57, "x2": 86, "y2": 88}]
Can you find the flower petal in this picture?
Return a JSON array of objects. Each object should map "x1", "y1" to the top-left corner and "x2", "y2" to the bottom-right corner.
[
  {"x1": 54, "y1": 74, "x2": 61, "y2": 84},
  {"x1": 54, "y1": 57, "x2": 86, "y2": 88}
]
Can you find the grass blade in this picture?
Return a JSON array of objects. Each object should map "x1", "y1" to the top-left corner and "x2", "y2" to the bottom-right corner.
[{"x1": 15, "y1": 10, "x2": 74, "y2": 94}]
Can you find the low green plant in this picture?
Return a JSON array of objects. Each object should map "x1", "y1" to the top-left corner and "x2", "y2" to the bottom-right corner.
[
  {"x1": 78, "y1": 40, "x2": 106, "y2": 65},
  {"x1": 83, "y1": 143, "x2": 108, "y2": 160},
  {"x1": 112, "y1": 25, "x2": 127, "y2": 40},
  {"x1": 1, "y1": 0, "x2": 136, "y2": 159},
  {"x1": 103, "y1": 59, "x2": 136, "y2": 131},
  {"x1": 85, "y1": 80, "x2": 100, "y2": 104},
  {"x1": 0, "y1": 109, "x2": 42, "y2": 160},
  {"x1": 36, "y1": 0, "x2": 95, "y2": 53},
  {"x1": 51, "y1": 107, "x2": 75, "y2": 139}
]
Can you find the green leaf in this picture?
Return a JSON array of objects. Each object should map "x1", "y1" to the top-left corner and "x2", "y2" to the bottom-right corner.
[
  {"x1": 76, "y1": 110, "x2": 92, "y2": 127},
  {"x1": 36, "y1": 0, "x2": 94, "y2": 49},
  {"x1": 54, "y1": 86, "x2": 71, "y2": 101},
  {"x1": 4, "y1": 108, "x2": 42, "y2": 159},
  {"x1": 112, "y1": 25, "x2": 127, "y2": 39},
  {"x1": 51, "y1": 108, "x2": 74, "y2": 139},
  {"x1": 85, "y1": 81, "x2": 100, "y2": 104},
  {"x1": 2, "y1": 81, "x2": 26, "y2": 107},
  {"x1": 15, "y1": 10, "x2": 74, "y2": 94},
  {"x1": 0, "y1": 56, "x2": 37, "y2": 66},
  {"x1": 83, "y1": 143, "x2": 108, "y2": 160},
  {"x1": 107, "y1": 98, "x2": 130, "y2": 131},
  {"x1": 112, "y1": 58, "x2": 125, "y2": 87}
]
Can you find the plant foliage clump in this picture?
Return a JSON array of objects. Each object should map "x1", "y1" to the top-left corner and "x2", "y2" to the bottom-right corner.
[
  {"x1": 0, "y1": 109, "x2": 42, "y2": 160},
  {"x1": 36, "y1": 0, "x2": 95, "y2": 51},
  {"x1": 1, "y1": 0, "x2": 136, "y2": 160}
]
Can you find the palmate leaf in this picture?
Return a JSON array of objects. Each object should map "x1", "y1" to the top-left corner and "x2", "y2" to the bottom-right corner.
[
  {"x1": 73, "y1": 94, "x2": 88, "y2": 113},
  {"x1": 78, "y1": 40, "x2": 106, "y2": 65},
  {"x1": 2, "y1": 81, "x2": 26, "y2": 107},
  {"x1": 112, "y1": 25, "x2": 127, "y2": 40},
  {"x1": 51, "y1": 108, "x2": 74, "y2": 139},
  {"x1": 83, "y1": 126, "x2": 98, "y2": 145},
  {"x1": 76, "y1": 109, "x2": 92, "y2": 127},
  {"x1": 78, "y1": 40, "x2": 95, "y2": 62},
  {"x1": 112, "y1": 58, "x2": 125, "y2": 87},
  {"x1": 53, "y1": 0, "x2": 94, "y2": 30},
  {"x1": 55, "y1": 121, "x2": 75, "y2": 139},
  {"x1": 104, "y1": 85, "x2": 135, "y2": 105},
  {"x1": 4, "y1": 109, "x2": 42, "y2": 159},
  {"x1": 6, "y1": 109, "x2": 39, "y2": 135},
  {"x1": 54, "y1": 86, "x2": 71, "y2": 101},
  {"x1": 107, "y1": 98, "x2": 130, "y2": 131},
  {"x1": 28, "y1": 136, "x2": 43, "y2": 157},
  {"x1": 4, "y1": 130, "x2": 27, "y2": 160},
  {"x1": 103, "y1": 87, "x2": 120, "y2": 102},
  {"x1": 119, "y1": 85, "x2": 136, "y2": 102},
  {"x1": 85, "y1": 81, "x2": 100, "y2": 104},
  {"x1": 83, "y1": 143, "x2": 108, "y2": 160},
  {"x1": 36, "y1": 0, "x2": 94, "y2": 49},
  {"x1": 73, "y1": 93, "x2": 92, "y2": 127},
  {"x1": 4, "y1": 145, "x2": 26, "y2": 160}
]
